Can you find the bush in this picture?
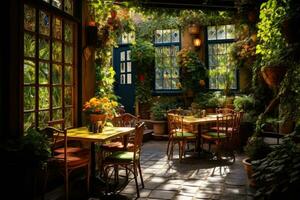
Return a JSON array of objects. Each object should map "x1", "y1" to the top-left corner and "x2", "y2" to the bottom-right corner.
[{"x1": 244, "y1": 136, "x2": 272, "y2": 161}]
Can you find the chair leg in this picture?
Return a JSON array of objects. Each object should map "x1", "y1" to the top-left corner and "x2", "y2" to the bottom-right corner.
[
  {"x1": 137, "y1": 161, "x2": 144, "y2": 188},
  {"x1": 42, "y1": 165, "x2": 48, "y2": 200},
  {"x1": 166, "y1": 138, "x2": 170, "y2": 156},
  {"x1": 86, "y1": 165, "x2": 90, "y2": 195},
  {"x1": 133, "y1": 164, "x2": 140, "y2": 198},
  {"x1": 64, "y1": 172, "x2": 69, "y2": 200}
]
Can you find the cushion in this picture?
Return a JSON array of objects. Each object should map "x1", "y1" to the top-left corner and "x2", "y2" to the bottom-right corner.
[
  {"x1": 201, "y1": 132, "x2": 227, "y2": 139},
  {"x1": 54, "y1": 153, "x2": 89, "y2": 167},
  {"x1": 105, "y1": 151, "x2": 137, "y2": 162},
  {"x1": 173, "y1": 131, "x2": 195, "y2": 138}
]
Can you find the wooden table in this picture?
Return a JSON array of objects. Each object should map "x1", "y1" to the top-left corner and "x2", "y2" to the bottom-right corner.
[
  {"x1": 179, "y1": 114, "x2": 222, "y2": 153},
  {"x1": 67, "y1": 126, "x2": 135, "y2": 191}
]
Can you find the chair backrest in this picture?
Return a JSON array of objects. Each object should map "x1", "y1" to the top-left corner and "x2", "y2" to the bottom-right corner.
[
  {"x1": 215, "y1": 113, "x2": 235, "y2": 138},
  {"x1": 234, "y1": 111, "x2": 243, "y2": 134},
  {"x1": 133, "y1": 122, "x2": 145, "y2": 161},
  {"x1": 112, "y1": 113, "x2": 139, "y2": 127},
  {"x1": 48, "y1": 119, "x2": 65, "y2": 131},
  {"x1": 216, "y1": 108, "x2": 235, "y2": 115},
  {"x1": 40, "y1": 126, "x2": 67, "y2": 163}
]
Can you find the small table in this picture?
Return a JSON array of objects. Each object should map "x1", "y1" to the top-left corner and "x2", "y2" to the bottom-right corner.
[{"x1": 67, "y1": 126, "x2": 135, "y2": 191}]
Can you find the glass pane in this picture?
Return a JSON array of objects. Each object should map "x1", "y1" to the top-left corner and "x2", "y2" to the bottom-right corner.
[
  {"x1": 218, "y1": 43, "x2": 227, "y2": 55},
  {"x1": 121, "y1": 33, "x2": 128, "y2": 44},
  {"x1": 64, "y1": 45, "x2": 73, "y2": 64},
  {"x1": 172, "y1": 69, "x2": 179, "y2": 78},
  {"x1": 39, "y1": 62, "x2": 49, "y2": 84},
  {"x1": 155, "y1": 68, "x2": 162, "y2": 79},
  {"x1": 39, "y1": 87, "x2": 49, "y2": 109},
  {"x1": 171, "y1": 29, "x2": 179, "y2": 43},
  {"x1": 171, "y1": 79, "x2": 178, "y2": 89},
  {"x1": 207, "y1": 26, "x2": 216, "y2": 40},
  {"x1": 52, "y1": 64, "x2": 62, "y2": 84},
  {"x1": 53, "y1": 16, "x2": 62, "y2": 39},
  {"x1": 24, "y1": 33, "x2": 35, "y2": 58},
  {"x1": 65, "y1": 87, "x2": 72, "y2": 106},
  {"x1": 24, "y1": 112, "x2": 35, "y2": 131},
  {"x1": 127, "y1": 62, "x2": 131, "y2": 72},
  {"x1": 155, "y1": 79, "x2": 163, "y2": 90},
  {"x1": 226, "y1": 25, "x2": 235, "y2": 39},
  {"x1": 155, "y1": 30, "x2": 162, "y2": 43},
  {"x1": 127, "y1": 50, "x2": 131, "y2": 61},
  {"x1": 53, "y1": 41, "x2": 62, "y2": 62},
  {"x1": 64, "y1": 22, "x2": 73, "y2": 43},
  {"x1": 39, "y1": 38, "x2": 50, "y2": 60},
  {"x1": 24, "y1": 5, "x2": 35, "y2": 31},
  {"x1": 163, "y1": 29, "x2": 171, "y2": 43},
  {"x1": 38, "y1": 111, "x2": 50, "y2": 129},
  {"x1": 217, "y1": 25, "x2": 226, "y2": 40},
  {"x1": 120, "y1": 51, "x2": 125, "y2": 61},
  {"x1": 53, "y1": 109, "x2": 62, "y2": 120},
  {"x1": 127, "y1": 74, "x2": 132, "y2": 84},
  {"x1": 52, "y1": 87, "x2": 62, "y2": 108},
  {"x1": 24, "y1": 87, "x2": 35, "y2": 110},
  {"x1": 64, "y1": 0, "x2": 73, "y2": 15},
  {"x1": 64, "y1": 66, "x2": 72, "y2": 84},
  {"x1": 209, "y1": 55, "x2": 217, "y2": 66},
  {"x1": 24, "y1": 60, "x2": 35, "y2": 84},
  {"x1": 65, "y1": 108, "x2": 72, "y2": 128},
  {"x1": 52, "y1": 0, "x2": 62, "y2": 9},
  {"x1": 39, "y1": 11, "x2": 50, "y2": 36},
  {"x1": 120, "y1": 63, "x2": 125, "y2": 73},
  {"x1": 120, "y1": 74, "x2": 125, "y2": 84},
  {"x1": 128, "y1": 32, "x2": 135, "y2": 43}
]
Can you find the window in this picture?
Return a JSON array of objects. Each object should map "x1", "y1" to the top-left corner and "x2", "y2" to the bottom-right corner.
[
  {"x1": 154, "y1": 29, "x2": 180, "y2": 91},
  {"x1": 207, "y1": 25, "x2": 237, "y2": 90},
  {"x1": 23, "y1": 1, "x2": 76, "y2": 131}
]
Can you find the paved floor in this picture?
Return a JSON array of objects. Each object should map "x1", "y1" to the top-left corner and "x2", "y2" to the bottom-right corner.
[
  {"x1": 114, "y1": 140, "x2": 253, "y2": 200},
  {"x1": 45, "y1": 140, "x2": 255, "y2": 200}
]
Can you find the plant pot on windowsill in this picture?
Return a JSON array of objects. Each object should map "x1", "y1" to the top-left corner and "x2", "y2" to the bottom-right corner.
[{"x1": 261, "y1": 65, "x2": 287, "y2": 89}]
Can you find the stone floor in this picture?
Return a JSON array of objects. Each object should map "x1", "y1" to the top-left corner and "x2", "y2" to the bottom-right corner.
[{"x1": 45, "y1": 140, "x2": 255, "y2": 200}]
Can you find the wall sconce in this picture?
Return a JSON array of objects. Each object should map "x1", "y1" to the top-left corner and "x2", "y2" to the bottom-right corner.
[{"x1": 193, "y1": 38, "x2": 202, "y2": 47}]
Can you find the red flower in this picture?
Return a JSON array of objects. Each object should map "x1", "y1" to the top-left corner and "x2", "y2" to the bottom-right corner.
[{"x1": 139, "y1": 74, "x2": 145, "y2": 82}]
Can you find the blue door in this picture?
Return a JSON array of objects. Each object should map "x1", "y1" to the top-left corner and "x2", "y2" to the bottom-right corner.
[{"x1": 113, "y1": 46, "x2": 135, "y2": 114}]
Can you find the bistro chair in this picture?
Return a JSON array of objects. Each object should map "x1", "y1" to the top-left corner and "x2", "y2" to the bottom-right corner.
[
  {"x1": 102, "y1": 122, "x2": 145, "y2": 198},
  {"x1": 41, "y1": 123, "x2": 90, "y2": 200},
  {"x1": 98, "y1": 113, "x2": 139, "y2": 174},
  {"x1": 200, "y1": 113, "x2": 236, "y2": 162},
  {"x1": 167, "y1": 114, "x2": 197, "y2": 162},
  {"x1": 47, "y1": 119, "x2": 87, "y2": 155}
]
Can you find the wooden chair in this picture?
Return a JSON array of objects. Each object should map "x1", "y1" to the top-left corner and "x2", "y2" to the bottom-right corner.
[
  {"x1": 41, "y1": 123, "x2": 90, "y2": 200},
  {"x1": 47, "y1": 119, "x2": 86, "y2": 154},
  {"x1": 102, "y1": 122, "x2": 145, "y2": 198},
  {"x1": 98, "y1": 113, "x2": 139, "y2": 175},
  {"x1": 201, "y1": 113, "x2": 236, "y2": 162},
  {"x1": 167, "y1": 114, "x2": 197, "y2": 162}
]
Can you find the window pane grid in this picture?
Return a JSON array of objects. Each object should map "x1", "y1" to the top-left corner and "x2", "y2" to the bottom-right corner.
[{"x1": 23, "y1": 4, "x2": 75, "y2": 130}]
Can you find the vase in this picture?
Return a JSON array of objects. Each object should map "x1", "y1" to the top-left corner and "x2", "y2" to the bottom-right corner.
[
  {"x1": 88, "y1": 113, "x2": 107, "y2": 133},
  {"x1": 261, "y1": 65, "x2": 287, "y2": 89}
]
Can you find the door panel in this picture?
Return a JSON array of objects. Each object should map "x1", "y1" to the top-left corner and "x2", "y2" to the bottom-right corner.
[{"x1": 113, "y1": 46, "x2": 135, "y2": 114}]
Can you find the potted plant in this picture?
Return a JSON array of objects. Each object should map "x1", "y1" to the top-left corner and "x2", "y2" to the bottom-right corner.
[
  {"x1": 1, "y1": 127, "x2": 51, "y2": 199},
  {"x1": 178, "y1": 10, "x2": 207, "y2": 34},
  {"x1": 256, "y1": 0, "x2": 290, "y2": 89},
  {"x1": 243, "y1": 136, "x2": 272, "y2": 187}
]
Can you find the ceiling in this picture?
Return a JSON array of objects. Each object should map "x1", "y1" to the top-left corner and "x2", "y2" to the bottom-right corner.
[{"x1": 129, "y1": 0, "x2": 237, "y2": 11}]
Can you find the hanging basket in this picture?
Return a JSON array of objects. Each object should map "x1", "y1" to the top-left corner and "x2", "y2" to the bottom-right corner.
[{"x1": 261, "y1": 65, "x2": 287, "y2": 89}]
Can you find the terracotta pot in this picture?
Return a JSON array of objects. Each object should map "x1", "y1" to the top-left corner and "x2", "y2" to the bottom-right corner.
[
  {"x1": 152, "y1": 120, "x2": 167, "y2": 135},
  {"x1": 88, "y1": 113, "x2": 107, "y2": 133},
  {"x1": 261, "y1": 66, "x2": 287, "y2": 89},
  {"x1": 242, "y1": 158, "x2": 256, "y2": 187},
  {"x1": 205, "y1": 107, "x2": 215, "y2": 114}
]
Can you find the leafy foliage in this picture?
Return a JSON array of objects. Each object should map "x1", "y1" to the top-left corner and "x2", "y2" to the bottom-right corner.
[
  {"x1": 244, "y1": 136, "x2": 272, "y2": 161},
  {"x1": 252, "y1": 135, "x2": 300, "y2": 199},
  {"x1": 130, "y1": 39, "x2": 155, "y2": 69},
  {"x1": 256, "y1": 0, "x2": 290, "y2": 68},
  {"x1": 150, "y1": 97, "x2": 182, "y2": 120}
]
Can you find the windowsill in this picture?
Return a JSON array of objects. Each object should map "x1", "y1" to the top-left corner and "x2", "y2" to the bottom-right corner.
[{"x1": 152, "y1": 90, "x2": 182, "y2": 96}]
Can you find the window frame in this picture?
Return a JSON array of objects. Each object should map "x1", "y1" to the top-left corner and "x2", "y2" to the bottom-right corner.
[
  {"x1": 205, "y1": 25, "x2": 239, "y2": 91},
  {"x1": 153, "y1": 29, "x2": 182, "y2": 94},
  {"x1": 22, "y1": 0, "x2": 79, "y2": 131}
]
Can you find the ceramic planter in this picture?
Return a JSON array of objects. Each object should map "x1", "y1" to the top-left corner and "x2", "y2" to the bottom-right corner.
[
  {"x1": 242, "y1": 157, "x2": 256, "y2": 187},
  {"x1": 261, "y1": 65, "x2": 286, "y2": 89}
]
